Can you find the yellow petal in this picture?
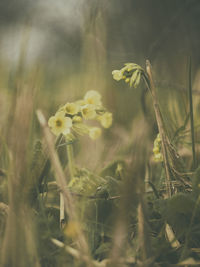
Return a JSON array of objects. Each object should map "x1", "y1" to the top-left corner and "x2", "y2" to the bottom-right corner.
[
  {"x1": 112, "y1": 70, "x2": 123, "y2": 81},
  {"x1": 98, "y1": 112, "x2": 112, "y2": 128},
  {"x1": 84, "y1": 90, "x2": 102, "y2": 106},
  {"x1": 63, "y1": 102, "x2": 80, "y2": 115},
  {"x1": 81, "y1": 104, "x2": 96, "y2": 120},
  {"x1": 89, "y1": 127, "x2": 102, "y2": 140}
]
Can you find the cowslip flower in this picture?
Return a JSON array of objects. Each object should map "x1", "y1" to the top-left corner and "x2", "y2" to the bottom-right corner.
[
  {"x1": 154, "y1": 153, "x2": 163, "y2": 162},
  {"x1": 153, "y1": 133, "x2": 163, "y2": 162},
  {"x1": 84, "y1": 90, "x2": 102, "y2": 106},
  {"x1": 81, "y1": 104, "x2": 96, "y2": 120},
  {"x1": 62, "y1": 102, "x2": 80, "y2": 115},
  {"x1": 112, "y1": 70, "x2": 124, "y2": 81},
  {"x1": 112, "y1": 63, "x2": 144, "y2": 88},
  {"x1": 48, "y1": 90, "x2": 112, "y2": 140},
  {"x1": 89, "y1": 127, "x2": 102, "y2": 140},
  {"x1": 48, "y1": 111, "x2": 72, "y2": 136},
  {"x1": 72, "y1": 115, "x2": 82, "y2": 123},
  {"x1": 98, "y1": 112, "x2": 112, "y2": 128}
]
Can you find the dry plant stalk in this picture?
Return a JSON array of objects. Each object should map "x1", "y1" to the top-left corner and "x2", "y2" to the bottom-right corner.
[
  {"x1": 145, "y1": 60, "x2": 192, "y2": 196},
  {"x1": 36, "y1": 110, "x2": 94, "y2": 267},
  {"x1": 145, "y1": 60, "x2": 172, "y2": 198},
  {"x1": 60, "y1": 193, "x2": 65, "y2": 228}
]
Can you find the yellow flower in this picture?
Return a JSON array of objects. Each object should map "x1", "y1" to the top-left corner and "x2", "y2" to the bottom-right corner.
[
  {"x1": 153, "y1": 133, "x2": 163, "y2": 162},
  {"x1": 153, "y1": 134, "x2": 161, "y2": 147},
  {"x1": 89, "y1": 127, "x2": 102, "y2": 140},
  {"x1": 81, "y1": 104, "x2": 96, "y2": 120},
  {"x1": 72, "y1": 115, "x2": 82, "y2": 123},
  {"x1": 153, "y1": 146, "x2": 160, "y2": 154},
  {"x1": 112, "y1": 70, "x2": 124, "y2": 81},
  {"x1": 156, "y1": 134, "x2": 161, "y2": 142},
  {"x1": 84, "y1": 90, "x2": 102, "y2": 106},
  {"x1": 98, "y1": 112, "x2": 112, "y2": 128},
  {"x1": 154, "y1": 153, "x2": 163, "y2": 162},
  {"x1": 48, "y1": 111, "x2": 72, "y2": 136},
  {"x1": 112, "y1": 63, "x2": 144, "y2": 88},
  {"x1": 63, "y1": 102, "x2": 79, "y2": 115}
]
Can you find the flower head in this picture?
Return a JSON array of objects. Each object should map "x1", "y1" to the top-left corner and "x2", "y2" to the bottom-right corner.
[
  {"x1": 154, "y1": 153, "x2": 163, "y2": 162},
  {"x1": 112, "y1": 63, "x2": 144, "y2": 88},
  {"x1": 98, "y1": 112, "x2": 112, "y2": 128},
  {"x1": 63, "y1": 102, "x2": 79, "y2": 115},
  {"x1": 48, "y1": 111, "x2": 72, "y2": 136},
  {"x1": 81, "y1": 104, "x2": 96, "y2": 120},
  {"x1": 84, "y1": 90, "x2": 102, "y2": 106},
  {"x1": 112, "y1": 70, "x2": 124, "y2": 81},
  {"x1": 153, "y1": 133, "x2": 163, "y2": 162},
  {"x1": 48, "y1": 90, "x2": 112, "y2": 141},
  {"x1": 89, "y1": 127, "x2": 102, "y2": 140},
  {"x1": 72, "y1": 115, "x2": 82, "y2": 123}
]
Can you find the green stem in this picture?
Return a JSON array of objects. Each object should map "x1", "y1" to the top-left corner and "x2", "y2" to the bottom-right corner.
[{"x1": 67, "y1": 143, "x2": 76, "y2": 179}]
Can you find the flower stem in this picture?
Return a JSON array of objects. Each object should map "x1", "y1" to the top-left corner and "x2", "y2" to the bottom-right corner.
[
  {"x1": 67, "y1": 143, "x2": 76, "y2": 179},
  {"x1": 144, "y1": 60, "x2": 172, "y2": 198}
]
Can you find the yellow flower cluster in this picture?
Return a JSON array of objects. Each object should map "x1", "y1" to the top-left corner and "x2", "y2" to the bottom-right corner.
[
  {"x1": 112, "y1": 63, "x2": 144, "y2": 88},
  {"x1": 48, "y1": 90, "x2": 112, "y2": 140},
  {"x1": 153, "y1": 133, "x2": 163, "y2": 162}
]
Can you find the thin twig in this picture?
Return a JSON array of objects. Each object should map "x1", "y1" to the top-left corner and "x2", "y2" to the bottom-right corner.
[{"x1": 67, "y1": 144, "x2": 76, "y2": 179}]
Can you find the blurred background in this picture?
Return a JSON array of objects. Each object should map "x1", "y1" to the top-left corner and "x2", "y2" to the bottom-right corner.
[{"x1": 1, "y1": 0, "x2": 200, "y2": 75}]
